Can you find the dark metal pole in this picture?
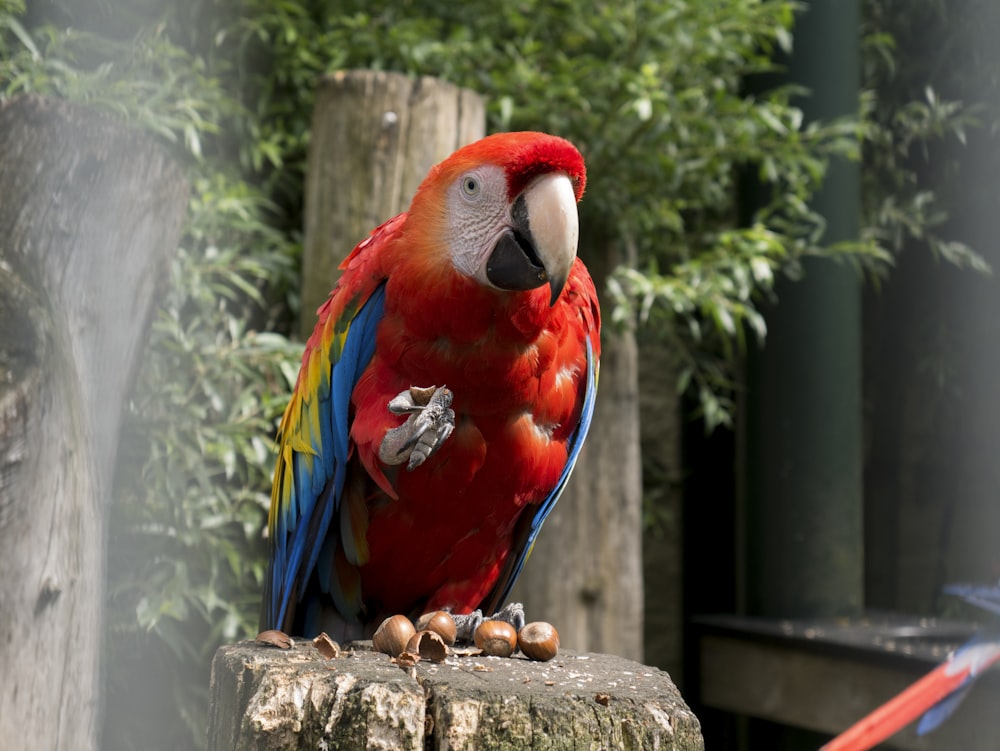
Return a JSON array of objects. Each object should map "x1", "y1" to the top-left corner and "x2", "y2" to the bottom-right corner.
[{"x1": 743, "y1": 0, "x2": 863, "y2": 619}]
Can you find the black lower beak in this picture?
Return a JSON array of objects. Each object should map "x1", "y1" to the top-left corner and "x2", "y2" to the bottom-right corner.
[{"x1": 485, "y1": 230, "x2": 548, "y2": 294}]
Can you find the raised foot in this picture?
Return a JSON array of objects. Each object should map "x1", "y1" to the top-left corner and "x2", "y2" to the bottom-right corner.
[{"x1": 379, "y1": 385, "x2": 455, "y2": 470}]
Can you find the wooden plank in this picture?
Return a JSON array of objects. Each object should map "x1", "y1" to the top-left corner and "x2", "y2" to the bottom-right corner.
[{"x1": 698, "y1": 619, "x2": 1000, "y2": 750}]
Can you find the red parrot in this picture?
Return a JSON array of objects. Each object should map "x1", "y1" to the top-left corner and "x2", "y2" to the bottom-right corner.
[
  {"x1": 820, "y1": 582, "x2": 1000, "y2": 751},
  {"x1": 261, "y1": 131, "x2": 600, "y2": 640}
]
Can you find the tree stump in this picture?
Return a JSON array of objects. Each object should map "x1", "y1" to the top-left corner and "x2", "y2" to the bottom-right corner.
[
  {"x1": 301, "y1": 69, "x2": 486, "y2": 336},
  {"x1": 207, "y1": 639, "x2": 704, "y2": 750},
  {"x1": 0, "y1": 95, "x2": 188, "y2": 750}
]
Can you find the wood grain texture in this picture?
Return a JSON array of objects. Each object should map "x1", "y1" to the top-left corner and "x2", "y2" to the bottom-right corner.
[
  {"x1": 0, "y1": 95, "x2": 188, "y2": 750},
  {"x1": 301, "y1": 69, "x2": 485, "y2": 336},
  {"x1": 208, "y1": 639, "x2": 703, "y2": 751}
]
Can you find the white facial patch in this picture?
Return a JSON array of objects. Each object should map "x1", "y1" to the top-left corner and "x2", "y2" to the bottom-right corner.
[{"x1": 445, "y1": 165, "x2": 511, "y2": 280}]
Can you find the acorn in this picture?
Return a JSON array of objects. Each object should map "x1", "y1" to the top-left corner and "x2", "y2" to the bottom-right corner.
[
  {"x1": 405, "y1": 629, "x2": 448, "y2": 663},
  {"x1": 474, "y1": 620, "x2": 518, "y2": 658},
  {"x1": 517, "y1": 621, "x2": 560, "y2": 662},
  {"x1": 372, "y1": 614, "x2": 416, "y2": 657},
  {"x1": 414, "y1": 610, "x2": 457, "y2": 646}
]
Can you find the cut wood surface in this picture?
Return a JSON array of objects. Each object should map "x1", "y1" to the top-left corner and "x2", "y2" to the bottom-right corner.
[{"x1": 208, "y1": 639, "x2": 704, "y2": 751}]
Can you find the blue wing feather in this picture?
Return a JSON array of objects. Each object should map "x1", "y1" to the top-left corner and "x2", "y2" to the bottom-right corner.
[
  {"x1": 916, "y1": 676, "x2": 974, "y2": 735},
  {"x1": 915, "y1": 581, "x2": 1000, "y2": 735},
  {"x1": 267, "y1": 283, "x2": 386, "y2": 631},
  {"x1": 943, "y1": 582, "x2": 1000, "y2": 617}
]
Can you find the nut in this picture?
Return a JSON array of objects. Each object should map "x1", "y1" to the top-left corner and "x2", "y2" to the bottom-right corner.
[
  {"x1": 372, "y1": 614, "x2": 416, "y2": 657},
  {"x1": 405, "y1": 629, "x2": 448, "y2": 663},
  {"x1": 517, "y1": 621, "x2": 560, "y2": 661},
  {"x1": 474, "y1": 620, "x2": 517, "y2": 658},
  {"x1": 414, "y1": 610, "x2": 457, "y2": 645}
]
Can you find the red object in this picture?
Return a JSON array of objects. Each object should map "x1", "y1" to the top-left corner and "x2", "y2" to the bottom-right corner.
[
  {"x1": 262, "y1": 132, "x2": 600, "y2": 639},
  {"x1": 820, "y1": 638, "x2": 1000, "y2": 751}
]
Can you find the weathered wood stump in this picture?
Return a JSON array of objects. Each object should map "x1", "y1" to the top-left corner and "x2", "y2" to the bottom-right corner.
[
  {"x1": 0, "y1": 95, "x2": 188, "y2": 750},
  {"x1": 208, "y1": 640, "x2": 703, "y2": 750}
]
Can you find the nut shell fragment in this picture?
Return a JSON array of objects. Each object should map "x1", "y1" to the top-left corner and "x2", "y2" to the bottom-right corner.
[
  {"x1": 405, "y1": 629, "x2": 448, "y2": 663},
  {"x1": 255, "y1": 629, "x2": 293, "y2": 649},
  {"x1": 395, "y1": 651, "x2": 420, "y2": 668},
  {"x1": 414, "y1": 611, "x2": 457, "y2": 645},
  {"x1": 312, "y1": 632, "x2": 341, "y2": 659}
]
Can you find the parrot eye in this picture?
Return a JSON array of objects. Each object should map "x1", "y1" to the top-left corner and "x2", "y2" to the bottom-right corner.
[{"x1": 461, "y1": 175, "x2": 481, "y2": 198}]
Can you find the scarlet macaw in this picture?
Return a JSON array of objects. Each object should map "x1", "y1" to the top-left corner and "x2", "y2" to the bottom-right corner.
[
  {"x1": 820, "y1": 582, "x2": 1000, "y2": 751},
  {"x1": 260, "y1": 132, "x2": 600, "y2": 641}
]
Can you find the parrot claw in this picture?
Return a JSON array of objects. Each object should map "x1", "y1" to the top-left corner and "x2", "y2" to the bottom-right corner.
[
  {"x1": 490, "y1": 601, "x2": 526, "y2": 633},
  {"x1": 452, "y1": 609, "x2": 484, "y2": 643},
  {"x1": 452, "y1": 602, "x2": 526, "y2": 644},
  {"x1": 379, "y1": 386, "x2": 455, "y2": 470}
]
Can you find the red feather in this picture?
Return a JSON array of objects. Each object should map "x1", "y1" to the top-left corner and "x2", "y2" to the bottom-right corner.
[
  {"x1": 264, "y1": 132, "x2": 599, "y2": 634},
  {"x1": 350, "y1": 257, "x2": 598, "y2": 617}
]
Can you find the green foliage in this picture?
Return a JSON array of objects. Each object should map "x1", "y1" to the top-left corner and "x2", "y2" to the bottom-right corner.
[
  {"x1": 104, "y1": 179, "x2": 301, "y2": 747},
  {"x1": 861, "y1": 0, "x2": 994, "y2": 275},
  {"x1": 0, "y1": 16, "x2": 227, "y2": 157},
  {"x1": 108, "y1": 176, "x2": 298, "y2": 638},
  {"x1": 224, "y1": 0, "x2": 891, "y2": 428}
]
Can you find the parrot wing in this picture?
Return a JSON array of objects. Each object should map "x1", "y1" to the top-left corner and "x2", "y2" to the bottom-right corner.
[
  {"x1": 915, "y1": 581, "x2": 1000, "y2": 734},
  {"x1": 821, "y1": 581, "x2": 1000, "y2": 751},
  {"x1": 261, "y1": 216, "x2": 402, "y2": 634},
  {"x1": 941, "y1": 581, "x2": 1000, "y2": 617},
  {"x1": 479, "y1": 283, "x2": 600, "y2": 616},
  {"x1": 915, "y1": 666, "x2": 976, "y2": 736}
]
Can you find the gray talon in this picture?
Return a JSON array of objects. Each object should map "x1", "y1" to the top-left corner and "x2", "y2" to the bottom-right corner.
[
  {"x1": 452, "y1": 609, "x2": 484, "y2": 643},
  {"x1": 379, "y1": 386, "x2": 455, "y2": 469},
  {"x1": 452, "y1": 602, "x2": 526, "y2": 644},
  {"x1": 490, "y1": 602, "x2": 526, "y2": 634}
]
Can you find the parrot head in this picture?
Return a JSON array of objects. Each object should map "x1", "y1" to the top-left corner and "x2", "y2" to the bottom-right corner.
[{"x1": 406, "y1": 131, "x2": 586, "y2": 306}]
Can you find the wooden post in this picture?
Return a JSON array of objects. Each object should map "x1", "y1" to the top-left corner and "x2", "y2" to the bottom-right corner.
[
  {"x1": 300, "y1": 69, "x2": 485, "y2": 335},
  {"x1": 0, "y1": 95, "x2": 188, "y2": 750}
]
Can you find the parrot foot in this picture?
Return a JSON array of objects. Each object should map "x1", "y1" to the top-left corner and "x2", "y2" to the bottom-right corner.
[
  {"x1": 379, "y1": 385, "x2": 455, "y2": 471},
  {"x1": 452, "y1": 602, "x2": 526, "y2": 644}
]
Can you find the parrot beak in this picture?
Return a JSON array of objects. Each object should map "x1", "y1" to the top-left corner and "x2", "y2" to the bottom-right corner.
[{"x1": 486, "y1": 173, "x2": 579, "y2": 306}]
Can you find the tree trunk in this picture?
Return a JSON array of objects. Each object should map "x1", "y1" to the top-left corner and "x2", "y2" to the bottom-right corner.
[
  {"x1": 0, "y1": 95, "x2": 188, "y2": 750},
  {"x1": 511, "y1": 235, "x2": 645, "y2": 663},
  {"x1": 300, "y1": 69, "x2": 485, "y2": 336}
]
